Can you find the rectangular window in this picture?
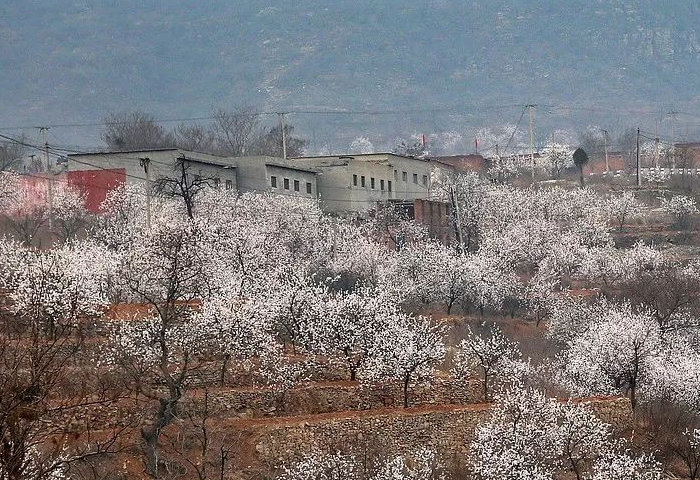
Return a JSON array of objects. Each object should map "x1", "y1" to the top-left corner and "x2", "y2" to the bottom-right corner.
[
  {"x1": 361, "y1": 175, "x2": 366, "y2": 187},
  {"x1": 284, "y1": 178, "x2": 290, "y2": 190},
  {"x1": 388, "y1": 180, "x2": 392, "y2": 192},
  {"x1": 225, "y1": 179, "x2": 233, "y2": 190},
  {"x1": 353, "y1": 174, "x2": 358, "y2": 186},
  {"x1": 402, "y1": 171, "x2": 408, "y2": 182},
  {"x1": 394, "y1": 170, "x2": 398, "y2": 180},
  {"x1": 306, "y1": 182, "x2": 312, "y2": 194},
  {"x1": 380, "y1": 179, "x2": 385, "y2": 191},
  {"x1": 294, "y1": 179, "x2": 300, "y2": 192},
  {"x1": 213, "y1": 177, "x2": 220, "y2": 189},
  {"x1": 413, "y1": 173, "x2": 418, "y2": 184},
  {"x1": 371, "y1": 177, "x2": 376, "y2": 189},
  {"x1": 271, "y1": 176, "x2": 277, "y2": 188},
  {"x1": 422, "y1": 175, "x2": 428, "y2": 186}
]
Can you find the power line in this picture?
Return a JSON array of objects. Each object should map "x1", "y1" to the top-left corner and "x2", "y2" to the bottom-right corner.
[
  {"x1": 0, "y1": 133, "x2": 439, "y2": 205},
  {"x1": 0, "y1": 104, "x2": 526, "y2": 132},
  {"x1": 501, "y1": 106, "x2": 527, "y2": 156}
]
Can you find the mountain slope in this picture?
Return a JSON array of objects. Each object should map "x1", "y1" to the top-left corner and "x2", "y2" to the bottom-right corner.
[{"x1": 2, "y1": 1, "x2": 700, "y2": 151}]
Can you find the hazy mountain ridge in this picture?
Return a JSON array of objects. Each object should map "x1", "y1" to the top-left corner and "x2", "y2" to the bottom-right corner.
[{"x1": 2, "y1": 1, "x2": 700, "y2": 151}]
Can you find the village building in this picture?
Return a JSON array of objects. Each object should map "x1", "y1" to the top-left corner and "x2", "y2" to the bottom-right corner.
[
  {"x1": 66, "y1": 149, "x2": 452, "y2": 215},
  {"x1": 66, "y1": 149, "x2": 318, "y2": 212},
  {"x1": 289, "y1": 153, "x2": 453, "y2": 213}
]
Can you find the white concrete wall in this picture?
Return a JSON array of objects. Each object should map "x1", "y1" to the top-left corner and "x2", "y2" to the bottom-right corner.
[
  {"x1": 291, "y1": 154, "x2": 448, "y2": 213},
  {"x1": 67, "y1": 149, "x2": 238, "y2": 190}
]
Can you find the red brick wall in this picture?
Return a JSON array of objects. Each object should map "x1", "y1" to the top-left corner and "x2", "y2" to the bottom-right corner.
[
  {"x1": 414, "y1": 199, "x2": 453, "y2": 245},
  {"x1": 67, "y1": 168, "x2": 126, "y2": 213}
]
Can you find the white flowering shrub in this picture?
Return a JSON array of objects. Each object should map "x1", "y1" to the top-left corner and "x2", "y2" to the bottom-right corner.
[
  {"x1": 470, "y1": 387, "x2": 662, "y2": 480},
  {"x1": 660, "y1": 194, "x2": 698, "y2": 229},
  {"x1": 643, "y1": 168, "x2": 670, "y2": 188},
  {"x1": 278, "y1": 449, "x2": 445, "y2": 480},
  {"x1": 452, "y1": 324, "x2": 521, "y2": 401}
]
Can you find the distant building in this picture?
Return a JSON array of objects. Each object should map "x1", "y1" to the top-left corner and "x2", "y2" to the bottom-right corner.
[
  {"x1": 432, "y1": 154, "x2": 487, "y2": 173},
  {"x1": 230, "y1": 155, "x2": 319, "y2": 197},
  {"x1": 67, "y1": 149, "x2": 317, "y2": 212},
  {"x1": 66, "y1": 149, "x2": 452, "y2": 215},
  {"x1": 290, "y1": 153, "x2": 453, "y2": 213},
  {"x1": 413, "y1": 198, "x2": 453, "y2": 245}
]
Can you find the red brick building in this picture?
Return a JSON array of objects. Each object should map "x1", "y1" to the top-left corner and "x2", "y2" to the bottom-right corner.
[{"x1": 432, "y1": 155, "x2": 488, "y2": 174}]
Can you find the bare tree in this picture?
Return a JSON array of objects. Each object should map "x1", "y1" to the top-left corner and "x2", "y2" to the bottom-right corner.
[
  {"x1": 577, "y1": 128, "x2": 604, "y2": 164},
  {"x1": 174, "y1": 123, "x2": 216, "y2": 153},
  {"x1": 153, "y1": 157, "x2": 214, "y2": 219},
  {"x1": 251, "y1": 123, "x2": 308, "y2": 158},
  {"x1": 211, "y1": 108, "x2": 259, "y2": 156},
  {"x1": 102, "y1": 111, "x2": 176, "y2": 151},
  {"x1": 0, "y1": 138, "x2": 27, "y2": 172},
  {"x1": 617, "y1": 127, "x2": 638, "y2": 172},
  {"x1": 676, "y1": 146, "x2": 698, "y2": 189}
]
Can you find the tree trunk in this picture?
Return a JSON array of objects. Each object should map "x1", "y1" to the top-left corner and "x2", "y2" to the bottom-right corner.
[
  {"x1": 483, "y1": 371, "x2": 489, "y2": 402},
  {"x1": 403, "y1": 375, "x2": 411, "y2": 408},
  {"x1": 141, "y1": 394, "x2": 181, "y2": 477},
  {"x1": 219, "y1": 354, "x2": 230, "y2": 387},
  {"x1": 629, "y1": 380, "x2": 636, "y2": 411}
]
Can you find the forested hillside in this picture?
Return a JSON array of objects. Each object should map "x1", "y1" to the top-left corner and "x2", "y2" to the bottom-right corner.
[{"x1": 2, "y1": 1, "x2": 700, "y2": 150}]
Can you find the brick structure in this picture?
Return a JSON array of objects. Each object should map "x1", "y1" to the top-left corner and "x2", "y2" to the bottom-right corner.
[
  {"x1": 67, "y1": 167, "x2": 126, "y2": 212},
  {"x1": 413, "y1": 199, "x2": 453, "y2": 245},
  {"x1": 433, "y1": 155, "x2": 487, "y2": 174}
]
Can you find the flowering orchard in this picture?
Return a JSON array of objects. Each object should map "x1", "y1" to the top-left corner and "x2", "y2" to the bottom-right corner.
[{"x1": 0, "y1": 170, "x2": 699, "y2": 478}]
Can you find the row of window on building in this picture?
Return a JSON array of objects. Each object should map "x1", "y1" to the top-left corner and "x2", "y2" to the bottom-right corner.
[
  {"x1": 199, "y1": 177, "x2": 235, "y2": 190},
  {"x1": 270, "y1": 175, "x2": 313, "y2": 194},
  {"x1": 352, "y1": 174, "x2": 393, "y2": 192},
  {"x1": 351, "y1": 170, "x2": 429, "y2": 192}
]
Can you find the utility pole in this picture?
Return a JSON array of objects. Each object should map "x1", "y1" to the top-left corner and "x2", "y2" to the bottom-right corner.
[
  {"x1": 38, "y1": 127, "x2": 53, "y2": 228},
  {"x1": 526, "y1": 104, "x2": 536, "y2": 182},
  {"x1": 667, "y1": 110, "x2": 679, "y2": 169},
  {"x1": 601, "y1": 129, "x2": 609, "y2": 174},
  {"x1": 636, "y1": 128, "x2": 641, "y2": 187},
  {"x1": 654, "y1": 137, "x2": 660, "y2": 169},
  {"x1": 278, "y1": 112, "x2": 288, "y2": 159},
  {"x1": 450, "y1": 183, "x2": 465, "y2": 253},
  {"x1": 139, "y1": 157, "x2": 151, "y2": 228},
  {"x1": 495, "y1": 144, "x2": 499, "y2": 157}
]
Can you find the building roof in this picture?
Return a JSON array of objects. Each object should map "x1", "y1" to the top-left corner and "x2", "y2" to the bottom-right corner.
[
  {"x1": 432, "y1": 154, "x2": 487, "y2": 172},
  {"x1": 264, "y1": 161, "x2": 319, "y2": 174},
  {"x1": 68, "y1": 148, "x2": 234, "y2": 159},
  {"x1": 180, "y1": 156, "x2": 236, "y2": 169},
  {"x1": 68, "y1": 148, "x2": 181, "y2": 156},
  {"x1": 68, "y1": 149, "x2": 237, "y2": 169},
  {"x1": 290, "y1": 152, "x2": 431, "y2": 162}
]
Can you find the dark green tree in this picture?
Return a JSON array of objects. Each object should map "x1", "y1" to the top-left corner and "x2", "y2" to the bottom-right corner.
[{"x1": 573, "y1": 147, "x2": 589, "y2": 187}]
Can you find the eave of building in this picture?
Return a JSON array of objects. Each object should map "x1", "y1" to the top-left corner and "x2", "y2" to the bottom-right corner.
[
  {"x1": 179, "y1": 156, "x2": 236, "y2": 169},
  {"x1": 264, "y1": 162, "x2": 320, "y2": 174},
  {"x1": 290, "y1": 152, "x2": 429, "y2": 162}
]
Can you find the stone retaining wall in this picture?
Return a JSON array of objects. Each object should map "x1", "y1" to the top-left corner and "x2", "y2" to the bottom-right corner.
[
  {"x1": 186, "y1": 377, "x2": 483, "y2": 419},
  {"x1": 241, "y1": 397, "x2": 632, "y2": 478},
  {"x1": 48, "y1": 378, "x2": 483, "y2": 431}
]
